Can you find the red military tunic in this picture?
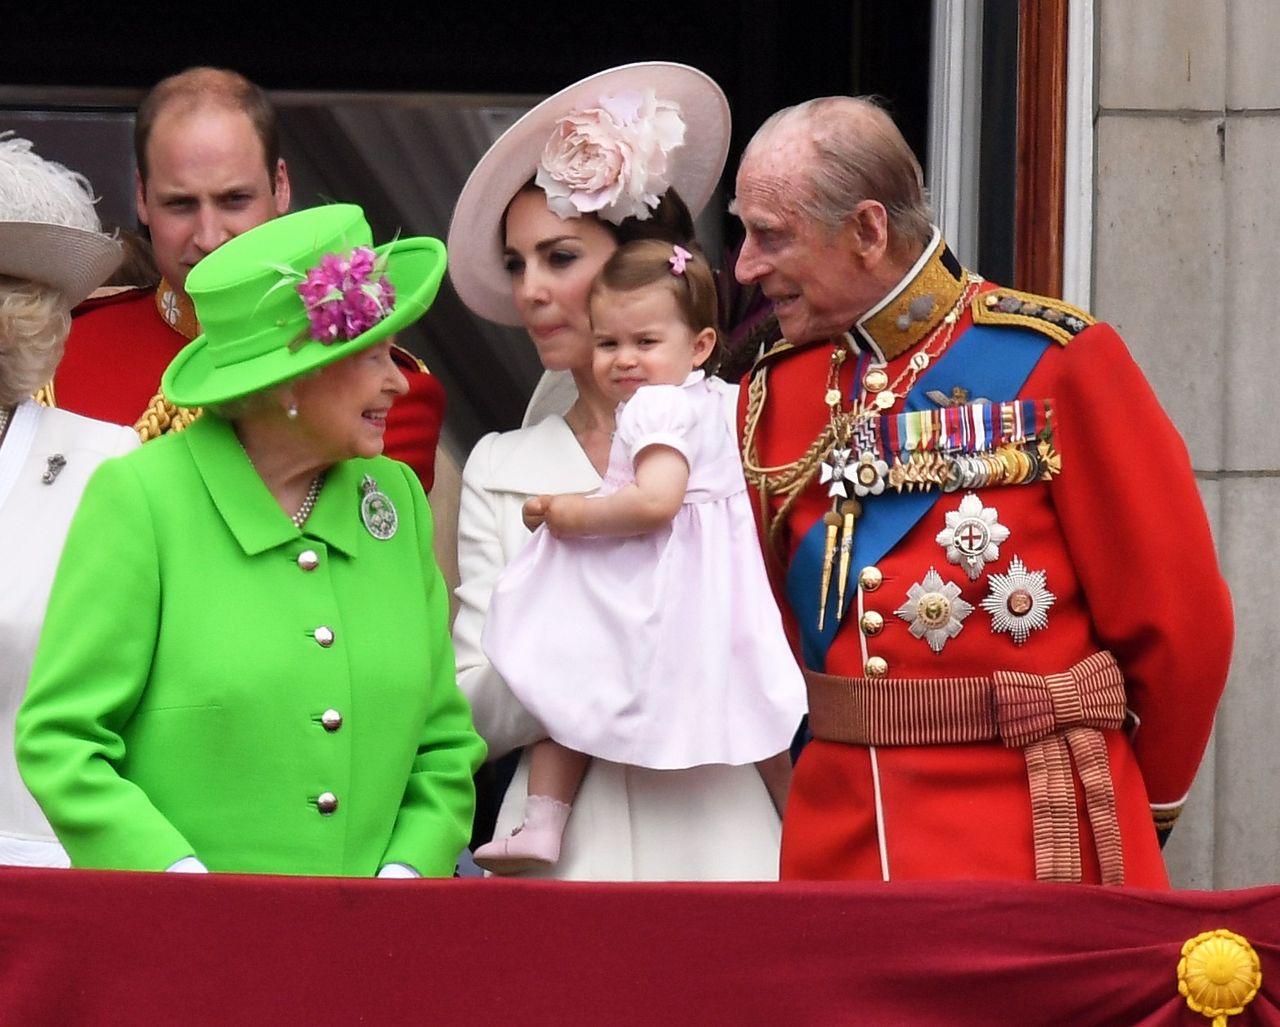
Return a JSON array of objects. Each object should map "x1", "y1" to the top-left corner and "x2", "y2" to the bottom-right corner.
[
  {"x1": 739, "y1": 237, "x2": 1232, "y2": 886},
  {"x1": 54, "y1": 281, "x2": 445, "y2": 490}
]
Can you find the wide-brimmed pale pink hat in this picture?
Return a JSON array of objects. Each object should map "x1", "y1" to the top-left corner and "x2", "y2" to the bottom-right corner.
[
  {"x1": 0, "y1": 133, "x2": 122, "y2": 307},
  {"x1": 447, "y1": 61, "x2": 731, "y2": 327}
]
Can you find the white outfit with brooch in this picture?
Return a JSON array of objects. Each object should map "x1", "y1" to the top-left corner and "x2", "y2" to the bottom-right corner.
[
  {"x1": 454, "y1": 383, "x2": 785, "y2": 880},
  {"x1": 0, "y1": 400, "x2": 138, "y2": 866}
]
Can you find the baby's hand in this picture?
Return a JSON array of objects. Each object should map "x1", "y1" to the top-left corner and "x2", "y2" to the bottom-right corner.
[
  {"x1": 542, "y1": 494, "x2": 588, "y2": 538},
  {"x1": 522, "y1": 495, "x2": 550, "y2": 532}
]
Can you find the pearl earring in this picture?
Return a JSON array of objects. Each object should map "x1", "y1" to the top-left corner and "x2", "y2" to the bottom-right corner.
[{"x1": 287, "y1": 402, "x2": 298, "y2": 420}]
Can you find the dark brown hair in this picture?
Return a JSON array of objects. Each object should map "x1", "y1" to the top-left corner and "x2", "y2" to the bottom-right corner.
[
  {"x1": 135, "y1": 67, "x2": 280, "y2": 189},
  {"x1": 589, "y1": 238, "x2": 722, "y2": 374},
  {"x1": 500, "y1": 180, "x2": 697, "y2": 249}
]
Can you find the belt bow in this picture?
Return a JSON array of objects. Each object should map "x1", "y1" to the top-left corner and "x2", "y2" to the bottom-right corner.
[{"x1": 993, "y1": 651, "x2": 1127, "y2": 884}]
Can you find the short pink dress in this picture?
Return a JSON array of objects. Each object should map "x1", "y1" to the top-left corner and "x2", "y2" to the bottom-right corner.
[{"x1": 482, "y1": 371, "x2": 807, "y2": 770}]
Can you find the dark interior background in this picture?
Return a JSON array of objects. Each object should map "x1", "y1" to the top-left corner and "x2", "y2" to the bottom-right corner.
[{"x1": 2, "y1": 1, "x2": 933, "y2": 453}]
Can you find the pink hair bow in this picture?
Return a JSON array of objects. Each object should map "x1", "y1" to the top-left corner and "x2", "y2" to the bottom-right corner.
[{"x1": 669, "y1": 244, "x2": 692, "y2": 275}]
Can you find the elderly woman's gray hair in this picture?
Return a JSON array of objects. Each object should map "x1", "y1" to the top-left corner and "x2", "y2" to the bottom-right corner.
[{"x1": 743, "y1": 97, "x2": 934, "y2": 253}]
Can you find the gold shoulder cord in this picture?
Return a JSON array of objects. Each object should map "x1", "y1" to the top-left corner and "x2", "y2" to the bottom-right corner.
[
  {"x1": 37, "y1": 379, "x2": 200, "y2": 442},
  {"x1": 741, "y1": 356, "x2": 848, "y2": 558},
  {"x1": 133, "y1": 391, "x2": 201, "y2": 442}
]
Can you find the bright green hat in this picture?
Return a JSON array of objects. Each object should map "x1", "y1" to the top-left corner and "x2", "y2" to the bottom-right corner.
[{"x1": 162, "y1": 203, "x2": 446, "y2": 407}]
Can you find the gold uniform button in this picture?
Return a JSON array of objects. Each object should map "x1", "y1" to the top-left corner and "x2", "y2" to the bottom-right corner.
[
  {"x1": 863, "y1": 368, "x2": 889, "y2": 393},
  {"x1": 858, "y1": 566, "x2": 883, "y2": 592},
  {"x1": 316, "y1": 792, "x2": 339, "y2": 815},
  {"x1": 314, "y1": 626, "x2": 335, "y2": 648},
  {"x1": 321, "y1": 709, "x2": 343, "y2": 732},
  {"x1": 860, "y1": 611, "x2": 884, "y2": 636},
  {"x1": 297, "y1": 550, "x2": 320, "y2": 571},
  {"x1": 865, "y1": 656, "x2": 889, "y2": 677}
]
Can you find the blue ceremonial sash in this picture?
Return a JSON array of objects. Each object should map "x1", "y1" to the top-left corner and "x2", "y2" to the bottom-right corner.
[{"x1": 787, "y1": 323, "x2": 1051, "y2": 670}]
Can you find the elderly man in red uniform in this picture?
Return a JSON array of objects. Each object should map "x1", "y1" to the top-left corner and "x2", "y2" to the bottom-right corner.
[
  {"x1": 49, "y1": 67, "x2": 444, "y2": 488},
  {"x1": 732, "y1": 96, "x2": 1233, "y2": 886}
]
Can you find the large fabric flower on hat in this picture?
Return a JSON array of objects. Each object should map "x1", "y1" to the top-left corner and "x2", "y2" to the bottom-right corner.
[
  {"x1": 290, "y1": 245, "x2": 396, "y2": 345},
  {"x1": 535, "y1": 89, "x2": 686, "y2": 225}
]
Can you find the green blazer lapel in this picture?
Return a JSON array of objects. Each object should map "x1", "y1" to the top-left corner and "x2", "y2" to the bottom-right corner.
[{"x1": 183, "y1": 414, "x2": 301, "y2": 556}]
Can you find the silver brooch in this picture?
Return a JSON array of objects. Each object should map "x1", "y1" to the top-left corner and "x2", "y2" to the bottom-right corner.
[
  {"x1": 42, "y1": 454, "x2": 67, "y2": 485},
  {"x1": 935, "y1": 492, "x2": 1010, "y2": 580},
  {"x1": 894, "y1": 568, "x2": 974, "y2": 653},
  {"x1": 980, "y1": 555, "x2": 1055, "y2": 645},
  {"x1": 359, "y1": 475, "x2": 398, "y2": 540}
]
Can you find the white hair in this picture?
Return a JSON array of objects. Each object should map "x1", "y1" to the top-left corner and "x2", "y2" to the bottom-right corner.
[
  {"x1": 0, "y1": 132, "x2": 103, "y2": 230},
  {"x1": 741, "y1": 97, "x2": 933, "y2": 250}
]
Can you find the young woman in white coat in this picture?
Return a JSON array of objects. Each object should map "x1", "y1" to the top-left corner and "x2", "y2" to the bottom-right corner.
[{"x1": 447, "y1": 62, "x2": 786, "y2": 880}]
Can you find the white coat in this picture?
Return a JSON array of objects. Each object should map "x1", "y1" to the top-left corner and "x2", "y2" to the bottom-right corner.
[{"x1": 0, "y1": 401, "x2": 138, "y2": 865}]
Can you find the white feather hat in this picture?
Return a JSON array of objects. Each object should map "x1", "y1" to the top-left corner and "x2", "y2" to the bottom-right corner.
[{"x1": 0, "y1": 133, "x2": 122, "y2": 307}]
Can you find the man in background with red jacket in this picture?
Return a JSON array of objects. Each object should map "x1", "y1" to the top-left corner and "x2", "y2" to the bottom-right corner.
[{"x1": 49, "y1": 66, "x2": 444, "y2": 489}]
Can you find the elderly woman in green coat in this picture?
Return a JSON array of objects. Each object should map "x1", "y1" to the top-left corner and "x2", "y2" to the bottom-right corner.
[{"x1": 16, "y1": 204, "x2": 485, "y2": 877}]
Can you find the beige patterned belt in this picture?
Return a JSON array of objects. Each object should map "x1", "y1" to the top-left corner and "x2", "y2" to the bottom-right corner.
[{"x1": 804, "y1": 650, "x2": 1127, "y2": 885}]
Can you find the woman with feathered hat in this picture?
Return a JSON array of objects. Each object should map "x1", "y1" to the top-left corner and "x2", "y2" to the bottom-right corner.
[
  {"x1": 0, "y1": 134, "x2": 140, "y2": 867},
  {"x1": 17, "y1": 203, "x2": 485, "y2": 876}
]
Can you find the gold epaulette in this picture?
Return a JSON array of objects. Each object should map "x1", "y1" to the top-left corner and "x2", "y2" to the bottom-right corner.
[{"x1": 971, "y1": 288, "x2": 1095, "y2": 347}]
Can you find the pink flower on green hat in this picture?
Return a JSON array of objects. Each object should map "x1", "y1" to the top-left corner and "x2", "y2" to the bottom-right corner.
[
  {"x1": 296, "y1": 245, "x2": 396, "y2": 343},
  {"x1": 535, "y1": 89, "x2": 685, "y2": 226}
]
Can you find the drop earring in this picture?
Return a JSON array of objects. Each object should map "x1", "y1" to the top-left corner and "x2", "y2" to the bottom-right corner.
[{"x1": 286, "y1": 402, "x2": 298, "y2": 420}]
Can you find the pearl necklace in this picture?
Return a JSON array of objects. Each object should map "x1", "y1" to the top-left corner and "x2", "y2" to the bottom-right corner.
[{"x1": 292, "y1": 474, "x2": 324, "y2": 528}]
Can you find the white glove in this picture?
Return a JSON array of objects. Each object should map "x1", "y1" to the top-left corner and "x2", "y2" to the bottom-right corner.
[
  {"x1": 376, "y1": 862, "x2": 420, "y2": 879},
  {"x1": 166, "y1": 856, "x2": 209, "y2": 873}
]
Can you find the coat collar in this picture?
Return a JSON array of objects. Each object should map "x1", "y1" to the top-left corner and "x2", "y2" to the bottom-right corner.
[
  {"x1": 184, "y1": 414, "x2": 365, "y2": 558},
  {"x1": 851, "y1": 228, "x2": 967, "y2": 363},
  {"x1": 0, "y1": 399, "x2": 40, "y2": 509},
  {"x1": 484, "y1": 415, "x2": 601, "y2": 495}
]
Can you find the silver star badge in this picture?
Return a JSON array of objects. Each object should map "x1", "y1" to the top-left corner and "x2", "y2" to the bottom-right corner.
[
  {"x1": 980, "y1": 555, "x2": 1055, "y2": 645},
  {"x1": 936, "y1": 491, "x2": 1011, "y2": 580},
  {"x1": 895, "y1": 568, "x2": 974, "y2": 653},
  {"x1": 820, "y1": 446, "x2": 853, "y2": 498}
]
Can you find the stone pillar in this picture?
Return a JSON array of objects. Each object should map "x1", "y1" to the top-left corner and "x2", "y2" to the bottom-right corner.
[{"x1": 1094, "y1": 0, "x2": 1279, "y2": 888}]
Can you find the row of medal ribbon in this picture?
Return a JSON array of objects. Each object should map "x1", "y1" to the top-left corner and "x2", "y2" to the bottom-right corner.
[{"x1": 831, "y1": 398, "x2": 1062, "y2": 498}]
